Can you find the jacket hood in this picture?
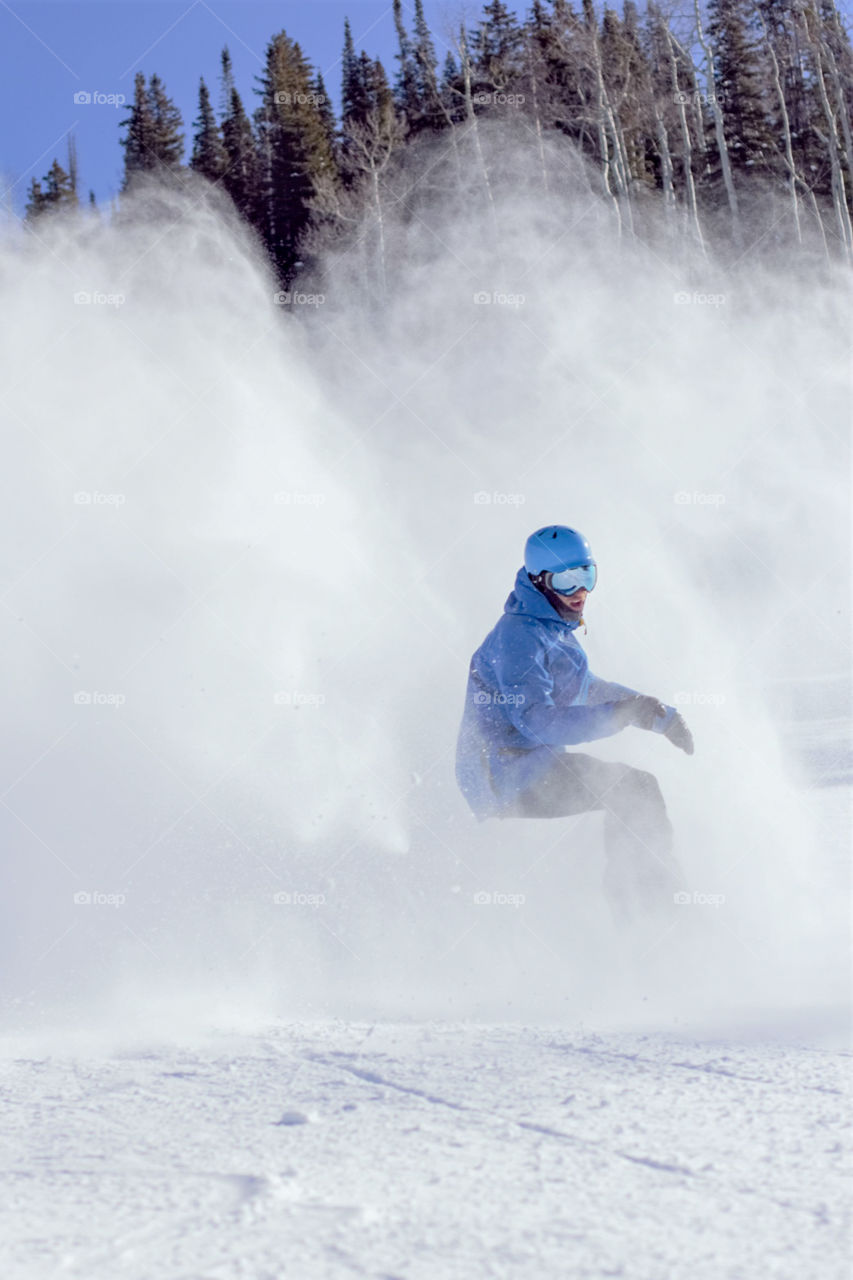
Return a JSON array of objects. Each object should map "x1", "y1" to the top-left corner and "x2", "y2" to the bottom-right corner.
[{"x1": 503, "y1": 566, "x2": 583, "y2": 630}]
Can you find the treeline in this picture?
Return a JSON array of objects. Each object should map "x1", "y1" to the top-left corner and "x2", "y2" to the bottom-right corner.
[{"x1": 24, "y1": 0, "x2": 853, "y2": 272}]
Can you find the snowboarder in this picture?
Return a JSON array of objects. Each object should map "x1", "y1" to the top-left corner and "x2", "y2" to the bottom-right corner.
[{"x1": 455, "y1": 525, "x2": 694, "y2": 922}]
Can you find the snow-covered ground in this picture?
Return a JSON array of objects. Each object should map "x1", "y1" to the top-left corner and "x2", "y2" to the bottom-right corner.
[{"x1": 1, "y1": 1016, "x2": 849, "y2": 1280}]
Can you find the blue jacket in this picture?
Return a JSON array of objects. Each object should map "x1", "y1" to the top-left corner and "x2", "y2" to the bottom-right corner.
[{"x1": 455, "y1": 567, "x2": 675, "y2": 820}]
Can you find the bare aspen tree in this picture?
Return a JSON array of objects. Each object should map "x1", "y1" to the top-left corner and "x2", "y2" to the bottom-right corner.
[
  {"x1": 412, "y1": 18, "x2": 468, "y2": 186},
  {"x1": 655, "y1": 109, "x2": 677, "y2": 211},
  {"x1": 666, "y1": 24, "x2": 708, "y2": 166},
  {"x1": 663, "y1": 19, "x2": 707, "y2": 252},
  {"x1": 453, "y1": 24, "x2": 501, "y2": 243},
  {"x1": 820, "y1": 39, "x2": 853, "y2": 205},
  {"x1": 580, "y1": 0, "x2": 630, "y2": 234},
  {"x1": 341, "y1": 110, "x2": 406, "y2": 299},
  {"x1": 310, "y1": 103, "x2": 405, "y2": 301},
  {"x1": 751, "y1": 4, "x2": 828, "y2": 256},
  {"x1": 757, "y1": 7, "x2": 802, "y2": 243},
  {"x1": 692, "y1": 0, "x2": 742, "y2": 243},
  {"x1": 801, "y1": 2, "x2": 853, "y2": 257},
  {"x1": 816, "y1": 0, "x2": 853, "y2": 189},
  {"x1": 523, "y1": 27, "x2": 552, "y2": 195},
  {"x1": 644, "y1": 12, "x2": 677, "y2": 215}
]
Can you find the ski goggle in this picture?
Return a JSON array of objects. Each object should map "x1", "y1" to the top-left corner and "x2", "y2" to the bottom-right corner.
[{"x1": 548, "y1": 563, "x2": 597, "y2": 595}]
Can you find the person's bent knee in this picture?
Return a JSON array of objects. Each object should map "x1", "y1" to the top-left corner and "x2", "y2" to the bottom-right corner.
[{"x1": 613, "y1": 766, "x2": 664, "y2": 809}]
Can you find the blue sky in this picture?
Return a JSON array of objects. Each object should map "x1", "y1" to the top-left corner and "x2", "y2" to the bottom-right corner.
[{"x1": 1, "y1": 0, "x2": 494, "y2": 215}]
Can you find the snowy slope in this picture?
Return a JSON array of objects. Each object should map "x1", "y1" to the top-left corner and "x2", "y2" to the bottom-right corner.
[{"x1": 1, "y1": 1020, "x2": 849, "y2": 1280}]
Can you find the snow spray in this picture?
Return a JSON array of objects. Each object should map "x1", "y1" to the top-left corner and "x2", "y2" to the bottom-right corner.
[{"x1": 0, "y1": 134, "x2": 848, "y2": 1044}]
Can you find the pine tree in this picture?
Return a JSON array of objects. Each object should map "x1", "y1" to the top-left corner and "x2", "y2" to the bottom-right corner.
[
  {"x1": 220, "y1": 46, "x2": 236, "y2": 119},
  {"x1": 44, "y1": 158, "x2": 77, "y2": 205},
  {"x1": 191, "y1": 78, "x2": 228, "y2": 182},
  {"x1": 470, "y1": 0, "x2": 524, "y2": 113},
  {"x1": 707, "y1": 0, "x2": 774, "y2": 176},
  {"x1": 342, "y1": 20, "x2": 371, "y2": 129},
  {"x1": 526, "y1": 0, "x2": 589, "y2": 149},
  {"x1": 254, "y1": 31, "x2": 340, "y2": 282},
  {"x1": 411, "y1": 0, "x2": 445, "y2": 131},
  {"x1": 24, "y1": 158, "x2": 78, "y2": 220},
  {"x1": 313, "y1": 71, "x2": 338, "y2": 160},
  {"x1": 120, "y1": 73, "x2": 156, "y2": 185},
  {"x1": 341, "y1": 38, "x2": 397, "y2": 181},
  {"x1": 342, "y1": 19, "x2": 367, "y2": 127},
  {"x1": 24, "y1": 179, "x2": 47, "y2": 221},
  {"x1": 120, "y1": 72, "x2": 184, "y2": 189},
  {"x1": 392, "y1": 0, "x2": 420, "y2": 120},
  {"x1": 358, "y1": 52, "x2": 378, "y2": 114},
  {"x1": 473, "y1": 0, "x2": 523, "y2": 86},
  {"x1": 148, "y1": 74, "x2": 185, "y2": 167},
  {"x1": 365, "y1": 56, "x2": 395, "y2": 126},
  {"x1": 221, "y1": 85, "x2": 260, "y2": 221},
  {"x1": 440, "y1": 51, "x2": 464, "y2": 124}
]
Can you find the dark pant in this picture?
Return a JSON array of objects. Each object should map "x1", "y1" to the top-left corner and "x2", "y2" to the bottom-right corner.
[{"x1": 503, "y1": 751, "x2": 682, "y2": 922}]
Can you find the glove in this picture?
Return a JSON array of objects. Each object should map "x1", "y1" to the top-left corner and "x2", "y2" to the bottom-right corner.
[
  {"x1": 613, "y1": 694, "x2": 668, "y2": 731},
  {"x1": 663, "y1": 711, "x2": 694, "y2": 755},
  {"x1": 613, "y1": 695, "x2": 695, "y2": 755}
]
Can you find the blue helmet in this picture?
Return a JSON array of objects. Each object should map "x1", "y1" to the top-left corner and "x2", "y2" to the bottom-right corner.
[{"x1": 524, "y1": 525, "x2": 594, "y2": 576}]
